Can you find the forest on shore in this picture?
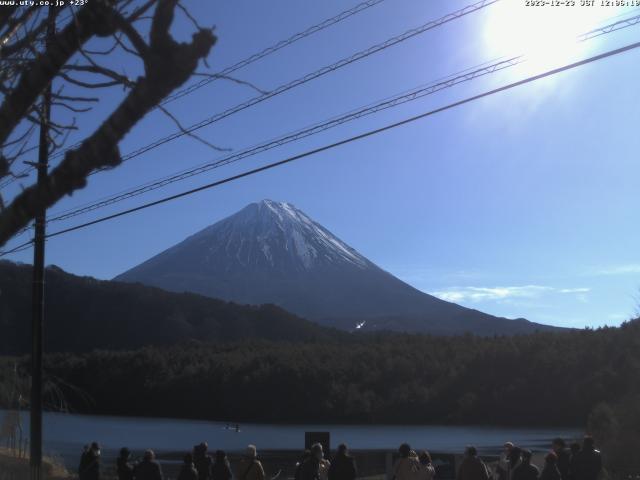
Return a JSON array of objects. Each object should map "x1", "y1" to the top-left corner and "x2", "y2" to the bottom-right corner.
[
  {"x1": 0, "y1": 261, "x2": 341, "y2": 355},
  {"x1": 2, "y1": 258, "x2": 640, "y2": 470},
  {"x1": 2, "y1": 319, "x2": 639, "y2": 428}
]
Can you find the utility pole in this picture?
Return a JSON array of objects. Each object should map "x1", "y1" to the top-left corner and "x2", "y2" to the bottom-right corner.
[{"x1": 30, "y1": 7, "x2": 55, "y2": 480}]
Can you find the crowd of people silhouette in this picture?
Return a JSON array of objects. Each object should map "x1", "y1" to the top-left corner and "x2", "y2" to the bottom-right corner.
[{"x1": 75, "y1": 435, "x2": 601, "y2": 480}]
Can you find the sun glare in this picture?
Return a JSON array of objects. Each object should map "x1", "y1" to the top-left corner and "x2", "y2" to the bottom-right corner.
[{"x1": 483, "y1": 1, "x2": 625, "y2": 75}]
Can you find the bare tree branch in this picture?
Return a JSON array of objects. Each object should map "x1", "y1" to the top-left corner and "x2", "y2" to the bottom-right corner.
[
  {"x1": 0, "y1": 0, "x2": 216, "y2": 246},
  {"x1": 1, "y1": 124, "x2": 35, "y2": 149},
  {"x1": 58, "y1": 71, "x2": 125, "y2": 89},
  {"x1": 193, "y1": 72, "x2": 270, "y2": 95},
  {"x1": 0, "y1": 6, "x2": 34, "y2": 47},
  {"x1": 157, "y1": 105, "x2": 230, "y2": 152},
  {"x1": 0, "y1": 1, "x2": 119, "y2": 146},
  {"x1": 51, "y1": 94, "x2": 99, "y2": 103},
  {"x1": 51, "y1": 102, "x2": 93, "y2": 113},
  {"x1": 112, "y1": 32, "x2": 143, "y2": 57},
  {"x1": 177, "y1": 2, "x2": 203, "y2": 31},
  {"x1": 127, "y1": 0, "x2": 157, "y2": 23},
  {"x1": 0, "y1": 12, "x2": 49, "y2": 60},
  {"x1": 62, "y1": 64, "x2": 135, "y2": 87},
  {"x1": 82, "y1": 37, "x2": 120, "y2": 56},
  {"x1": 48, "y1": 118, "x2": 76, "y2": 153},
  {"x1": 0, "y1": 6, "x2": 19, "y2": 33},
  {"x1": 114, "y1": 13, "x2": 150, "y2": 57}
]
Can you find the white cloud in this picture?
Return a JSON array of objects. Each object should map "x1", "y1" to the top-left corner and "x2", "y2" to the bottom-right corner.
[
  {"x1": 595, "y1": 264, "x2": 640, "y2": 276},
  {"x1": 434, "y1": 285, "x2": 591, "y2": 303},
  {"x1": 559, "y1": 288, "x2": 591, "y2": 294},
  {"x1": 434, "y1": 285, "x2": 552, "y2": 303},
  {"x1": 575, "y1": 294, "x2": 588, "y2": 304},
  {"x1": 391, "y1": 267, "x2": 485, "y2": 284}
]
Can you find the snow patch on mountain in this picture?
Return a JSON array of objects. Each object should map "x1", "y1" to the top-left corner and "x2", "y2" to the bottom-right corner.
[
  {"x1": 254, "y1": 199, "x2": 368, "y2": 270},
  {"x1": 113, "y1": 199, "x2": 559, "y2": 335}
]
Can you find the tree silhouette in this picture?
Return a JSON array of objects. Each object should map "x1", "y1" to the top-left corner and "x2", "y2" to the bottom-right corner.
[{"x1": 0, "y1": 0, "x2": 216, "y2": 246}]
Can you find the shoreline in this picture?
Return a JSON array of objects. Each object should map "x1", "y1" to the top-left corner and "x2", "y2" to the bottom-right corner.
[{"x1": 9, "y1": 408, "x2": 583, "y2": 431}]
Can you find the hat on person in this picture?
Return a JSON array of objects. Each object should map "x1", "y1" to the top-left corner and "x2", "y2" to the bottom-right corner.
[{"x1": 247, "y1": 444, "x2": 257, "y2": 458}]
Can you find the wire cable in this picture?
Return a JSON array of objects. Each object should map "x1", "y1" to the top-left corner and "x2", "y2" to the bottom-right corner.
[
  {"x1": 32, "y1": 55, "x2": 522, "y2": 221},
  {"x1": 35, "y1": 11, "x2": 640, "y2": 228},
  {"x1": 43, "y1": 57, "x2": 525, "y2": 225},
  {"x1": 5, "y1": 10, "x2": 640, "y2": 251},
  {"x1": 0, "y1": 0, "x2": 388, "y2": 189},
  {"x1": 0, "y1": 239, "x2": 33, "y2": 256},
  {"x1": 579, "y1": 8, "x2": 640, "y2": 41},
  {"x1": 0, "y1": 38, "x2": 629, "y2": 252},
  {"x1": 3, "y1": 38, "x2": 639, "y2": 255},
  {"x1": 162, "y1": 0, "x2": 389, "y2": 105},
  {"x1": 1, "y1": 0, "x2": 497, "y2": 191},
  {"x1": 110, "y1": 0, "x2": 499, "y2": 166}
]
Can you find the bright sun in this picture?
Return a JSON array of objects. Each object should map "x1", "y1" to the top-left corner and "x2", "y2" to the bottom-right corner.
[{"x1": 483, "y1": 1, "x2": 626, "y2": 75}]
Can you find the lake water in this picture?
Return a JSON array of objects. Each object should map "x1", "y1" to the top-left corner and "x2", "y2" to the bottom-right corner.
[{"x1": 0, "y1": 410, "x2": 581, "y2": 470}]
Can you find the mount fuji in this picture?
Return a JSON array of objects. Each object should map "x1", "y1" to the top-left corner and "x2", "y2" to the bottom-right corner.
[{"x1": 115, "y1": 200, "x2": 558, "y2": 335}]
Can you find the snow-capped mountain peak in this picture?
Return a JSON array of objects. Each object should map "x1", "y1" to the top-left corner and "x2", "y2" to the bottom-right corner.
[
  {"x1": 213, "y1": 199, "x2": 369, "y2": 271},
  {"x1": 115, "y1": 200, "x2": 557, "y2": 335}
]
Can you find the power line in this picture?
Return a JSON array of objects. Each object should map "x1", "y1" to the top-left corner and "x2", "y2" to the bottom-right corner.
[
  {"x1": 7, "y1": 13, "x2": 640, "y2": 249},
  {"x1": 34, "y1": 11, "x2": 640, "y2": 228},
  {"x1": 111, "y1": 0, "x2": 498, "y2": 166},
  {"x1": 42, "y1": 57, "x2": 524, "y2": 225},
  {"x1": 47, "y1": 5, "x2": 640, "y2": 194},
  {"x1": 0, "y1": 0, "x2": 388, "y2": 189},
  {"x1": 161, "y1": 0, "x2": 389, "y2": 105},
  {"x1": 36, "y1": 0, "x2": 499, "y2": 179},
  {"x1": 3, "y1": 38, "x2": 639, "y2": 255},
  {"x1": 0, "y1": 9, "x2": 87, "y2": 190},
  {"x1": 2, "y1": 54, "x2": 527, "y2": 241},
  {"x1": 0, "y1": 38, "x2": 630, "y2": 252},
  {"x1": 579, "y1": 8, "x2": 640, "y2": 41},
  {"x1": 0, "y1": 239, "x2": 33, "y2": 256},
  {"x1": 0, "y1": 0, "x2": 500, "y2": 213}
]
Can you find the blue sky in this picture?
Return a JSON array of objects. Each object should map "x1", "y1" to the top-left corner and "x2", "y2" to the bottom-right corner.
[{"x1": 3, "y1": 0, "x2": 640, "y2": 328}]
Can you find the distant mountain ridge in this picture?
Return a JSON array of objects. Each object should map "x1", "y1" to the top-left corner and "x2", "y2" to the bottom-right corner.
[
  {"x1": 115, "y1": 200, "x2": 560, "y2": 335},
  {"x1": 0, "y1": 260, "x2": 340, "y2": 355}
]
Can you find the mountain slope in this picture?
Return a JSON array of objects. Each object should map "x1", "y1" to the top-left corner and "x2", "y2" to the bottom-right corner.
[
  {"x1": 0, "y1": 260, "x2": 342, "y2": 355},
  {"x1": 115, "y1": 200, "x2": 559, "y2": 335}
]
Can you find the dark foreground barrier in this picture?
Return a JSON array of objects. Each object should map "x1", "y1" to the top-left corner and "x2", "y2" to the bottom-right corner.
[
  {"x1": 0, "y1": 447, "x2": 70, "y2": 480},
  {"x1": 129, "y1": 450, "x2": 488, "y2": 480}
]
